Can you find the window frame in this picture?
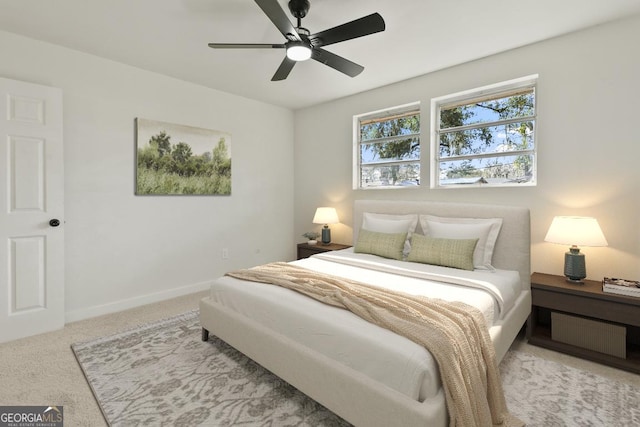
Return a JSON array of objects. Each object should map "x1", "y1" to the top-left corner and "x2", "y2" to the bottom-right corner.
[
  {"x1": 353, "y1": 102, "x2": 421, "y2": 190},
  {"x1": 430, "y1": 75, "x2": 538, "y2": 189}
]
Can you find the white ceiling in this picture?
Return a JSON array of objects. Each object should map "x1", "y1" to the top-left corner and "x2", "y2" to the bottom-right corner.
[{"x1": 1, "y1": 0, "x2": 639, "y2": 110}]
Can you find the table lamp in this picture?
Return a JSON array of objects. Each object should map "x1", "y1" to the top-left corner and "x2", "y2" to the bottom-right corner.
[
  {"x1": 544, "y1": 216, "x2": 608, "y2": 283},
  {"x1": 313, "y1": 207, "x2": 339, "y2": 245}
]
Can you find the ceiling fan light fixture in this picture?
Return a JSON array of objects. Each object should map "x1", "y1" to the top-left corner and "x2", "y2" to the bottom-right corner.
[{"x1": 286, "y1": 42, "x2": 312, "y2": 61}]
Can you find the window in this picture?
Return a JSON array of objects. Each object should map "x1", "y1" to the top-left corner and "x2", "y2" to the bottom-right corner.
[
  {"x1": 354, "y1": 103, "x2": 420, "y2": 189},
  {"x1": 431, "y1": 75, "x2": 537, "y2": 188}
]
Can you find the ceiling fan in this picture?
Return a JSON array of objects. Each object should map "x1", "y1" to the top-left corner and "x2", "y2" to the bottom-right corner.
[{"x1": 208, "y1": 0, "x2": 385, "y2": 81}]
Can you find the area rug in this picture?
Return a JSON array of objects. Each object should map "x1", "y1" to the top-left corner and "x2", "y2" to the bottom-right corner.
[
  {"x1": 72, "y1": 310, "x2": 640, "y2": 426},
  {"x1": 72, "y1": 310, "x2": 348, "y2": 426},
  {"x1": 499, "y1": 350, "x2": 639, "y2": 426}
]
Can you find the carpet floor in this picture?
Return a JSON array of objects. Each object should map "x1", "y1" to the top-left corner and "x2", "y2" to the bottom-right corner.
[{"x1": 71, "y1": 309, "x2": 640, "y2": 426}]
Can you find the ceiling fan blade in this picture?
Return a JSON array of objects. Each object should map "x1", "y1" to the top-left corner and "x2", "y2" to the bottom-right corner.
[
  {"x1": 309, "y1": 13, "x2": 385, "y2": 48},
  {"x1": 311, "y1": 48, "x2": 364, "y2": 77},
  {"x1": 208, "y1": 43, "x2": 285, "y2": 49},
  {"x1": 255, "y1": 0, "x2": 301, "y2": 41},
  {"x1": 272, "y1": 57, "x2": 296, "y2": 81}
]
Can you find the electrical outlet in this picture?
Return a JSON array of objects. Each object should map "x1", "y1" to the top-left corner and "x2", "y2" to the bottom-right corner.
[{"x1": 222, "y1": 248, "x2": 229, "y2": 259}]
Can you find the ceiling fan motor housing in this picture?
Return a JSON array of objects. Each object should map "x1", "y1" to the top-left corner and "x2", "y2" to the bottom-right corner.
[{"x1": 288, "y1": 0, "x2": 310, "y2": 19}]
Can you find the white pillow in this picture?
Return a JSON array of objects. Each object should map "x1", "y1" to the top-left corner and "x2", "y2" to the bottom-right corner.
[
  {"x1": 419, "y1": 215, "x2": 503, "y2": 269},
  {"x1": 362, "y1": 213, "x2": 418, "y2": 256}
]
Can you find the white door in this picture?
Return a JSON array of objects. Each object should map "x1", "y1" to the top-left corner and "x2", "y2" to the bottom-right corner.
[{"x1": 0, "y1": 77, "x2": 64, "y2": 343}]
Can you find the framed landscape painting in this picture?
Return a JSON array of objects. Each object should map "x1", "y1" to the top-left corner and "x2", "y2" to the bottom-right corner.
[{"x1": 135, "y1": 118, "x2": 231, "y2": 195}]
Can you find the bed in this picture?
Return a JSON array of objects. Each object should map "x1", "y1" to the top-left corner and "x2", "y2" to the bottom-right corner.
[{"x1": 200, "y1": 200, "x2": 531, "y2": 426}]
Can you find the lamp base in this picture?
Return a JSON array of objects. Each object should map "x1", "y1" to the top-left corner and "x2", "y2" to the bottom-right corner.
[
  {"x1": 564, "y1": 247, "x2": 586, "y2": 285},
  {"x1": 321, "y1": 226, "x2": 331, "y2": 245}
]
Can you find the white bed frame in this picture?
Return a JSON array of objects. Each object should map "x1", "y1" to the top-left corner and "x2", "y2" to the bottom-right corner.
[{"x1": 200, "y1": 200, "x2": 531, "y2": 426}]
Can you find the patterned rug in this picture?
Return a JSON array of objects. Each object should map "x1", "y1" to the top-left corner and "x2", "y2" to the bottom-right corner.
[
  {"x1": 500, "y1": 350, "x2": 639, "y2": 426},
  {"x1": 72, "y1": 310, "x2": 640, "y2": 426}
]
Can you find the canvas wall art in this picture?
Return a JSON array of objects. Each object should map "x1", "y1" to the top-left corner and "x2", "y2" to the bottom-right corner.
[{"x1": 135, "y1": 118, "x2": 231, "y2": 195}]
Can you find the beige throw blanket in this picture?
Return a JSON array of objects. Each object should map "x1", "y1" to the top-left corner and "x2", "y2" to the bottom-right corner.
[{"x1": 227, "y1": 262, "x2": 523, "y2": 427}]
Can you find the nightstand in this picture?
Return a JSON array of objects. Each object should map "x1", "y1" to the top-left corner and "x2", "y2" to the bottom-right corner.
[
  {"x1": 297, "y1": 242, "x2": 351, "y2": 260},
  {"x1": 528, "y1": 272, "x2": 640, "y2": 373}
]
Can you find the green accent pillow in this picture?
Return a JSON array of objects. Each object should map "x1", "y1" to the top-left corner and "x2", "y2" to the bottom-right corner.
[
  {"x1": 407, "y1": 234, "x2": 479, "y2": 270},
  {"x1": 354, "y1": 229, "x2": 408, "y2": 260}
]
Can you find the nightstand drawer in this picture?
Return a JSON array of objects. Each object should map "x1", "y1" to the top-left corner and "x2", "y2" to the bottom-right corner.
[
  {"x1": 298, "y1": 247, "x2": 320, "y2": 259},
  {"x1": 532, "y1": 289, "x2": 640, "y2": 327}
]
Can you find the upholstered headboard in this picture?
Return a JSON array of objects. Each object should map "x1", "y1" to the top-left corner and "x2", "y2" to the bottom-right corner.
[{"x1": 353, "y1": 200, "x2": 531, "y2": 290}]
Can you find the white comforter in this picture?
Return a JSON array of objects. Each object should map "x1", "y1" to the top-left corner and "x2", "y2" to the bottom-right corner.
[{"x1": 209, "y1": 249, "x2": 522, "y2": 402}]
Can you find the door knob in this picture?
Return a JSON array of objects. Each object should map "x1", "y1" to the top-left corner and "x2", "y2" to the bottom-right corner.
[{"x1": 49, "y1": 219, "x2": 61, "y2": 227}]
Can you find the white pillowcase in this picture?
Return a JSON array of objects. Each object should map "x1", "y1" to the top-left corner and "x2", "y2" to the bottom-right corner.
[
  {"x1": 419, "y1": 215, "x2": 503, "y2": 269},
  {"x1": 362, "y1": 213, "x2": 418, "y2": 256}
]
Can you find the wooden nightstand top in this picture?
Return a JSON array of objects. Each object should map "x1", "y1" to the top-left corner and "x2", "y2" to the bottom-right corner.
[
  {"x1": 531, "y1": 272, "x2": 640, "y2": 306},
  {"x1": 297, "y1": 242, "x2": 351, "y2": 251}
]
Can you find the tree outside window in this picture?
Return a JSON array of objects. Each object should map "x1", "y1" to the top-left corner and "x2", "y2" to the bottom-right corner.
[
  {"x1": 354, "y1": 103, "x2": 420, "y2": 189},
  {"x1": 431, "y1": 75, "x2": 538, "y2": 188}
]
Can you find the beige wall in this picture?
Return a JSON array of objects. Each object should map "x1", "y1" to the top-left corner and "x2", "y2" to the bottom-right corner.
[
  {"x1": 0, "y1": 30, "x2": 295, "y2": 321},
  {"x1": 294, "y1": 15, "x2": 640, "y2": 281}
]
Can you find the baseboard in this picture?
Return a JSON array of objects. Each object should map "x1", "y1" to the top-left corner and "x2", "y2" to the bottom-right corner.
[{"x1": 64, "y1": 280, "x2": 212, "y2": 323}]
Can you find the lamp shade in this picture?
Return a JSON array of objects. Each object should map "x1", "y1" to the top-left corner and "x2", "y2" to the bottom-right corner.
[
  {"x1": 544, "y1": 216, "x2": 608, "y2": 247},
  {"x1": 313, "y1": 207, "x2": 339, "y2": 225}
]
